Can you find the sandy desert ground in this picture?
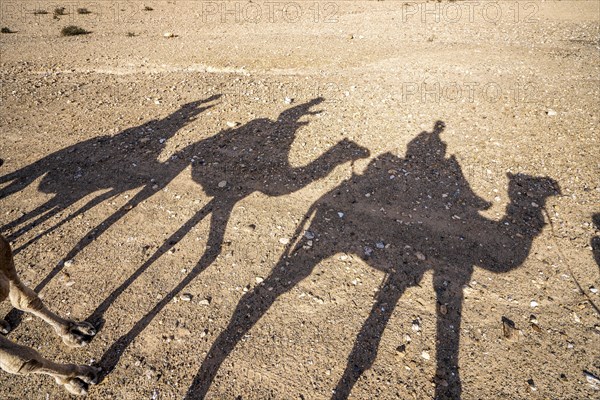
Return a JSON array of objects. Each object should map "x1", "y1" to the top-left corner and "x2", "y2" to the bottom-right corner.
[{"x1": 0, "y1": 0, "x2": 599, "y2": 399}]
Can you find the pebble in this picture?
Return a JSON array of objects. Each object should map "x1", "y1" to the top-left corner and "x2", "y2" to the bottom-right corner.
[
  {"x1": 546, "y1": 109, "x2": 557, "y2": 116},
  {"x1": 226, "y1": 121, "x2": 239, "y2": 128},
  {"x1": 163, "y1": 32, "x2": 175, "y2": 38},
  {"x1": 255, "y1": 276, "x2": 264, "y2": 284},
  {"x1": 198, "y1": 298, "x2": 211, "y2": 306},
  {"x1": 180, "y1": 293, "x2": 192, "y2": 302},
  {"x1": 530, "y1": 300, "x2": 538, "y2": 308},
  {"x1": 415, "y1": 251, "x2": 426, "y2": 261},
  {"x1": 284, "y1": 97, "x2": 293, "y2": 104},
  {"x1": 502, "y1": 316, "x2": 519, "y2": 341},
  {"x1": 583, "y1": 370, "x2": 600, "y2": 389},
  {"x1": 218, "y1": 180, "x2": 227, "y2": 188},
  {"x1": 65, "y1": 280, "x2": 76, "y2": 287},
  {"x1": 527, "y1": 378, "x2": 537, "y2": 391},
  {"x1": 376, "y1": 241, "x2": 385, "y2": 249},
  {"x1": 279, "y1": 237, "x2": 290, "y2": 245},
  {"x1": 590, "y1": 286, "x2": 598, "y2": 294},
  {"x1": 337, "y1": 212, "x2": 345, "y2": 218},
  {"x1": 411, "y1": 318, "x2": 421, "y2": 332},
  {"x1": 363, "y1": 246, "x2": 373, "y2": 257},
  {"x1": 395, "y1": 344, "x2": 406, "y2": 357},
  {"x1": 421, "y1": 351, "x2": 430, "y2": 360},
  {"x1": 63, "y1": 259, "x2": 74, "y2": 268},
  {"x1": 304, "y1": 230, "x2": 315, "y2": 240},
  {"x1": 439, "y1": 304, "x2": 448, "y2": 315}
]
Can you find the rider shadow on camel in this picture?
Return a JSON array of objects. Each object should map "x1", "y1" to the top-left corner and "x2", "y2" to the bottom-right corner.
[
  {"x1": 0, "y1": 95, "x2": 220, "y2": 328},
  {"x1": 186, "y1": 121, "x2": 560, "y2": 399}
]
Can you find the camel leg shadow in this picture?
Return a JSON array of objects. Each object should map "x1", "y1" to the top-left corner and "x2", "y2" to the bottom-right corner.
[
  {"x1": 12, "y1": 189, "x2": 119, "y2": 254},
  {"x1": 96, "y1": 200, "x2": 233, "y2": 379},
  {"x1": 3, "y1": 185, "x2": 160, "y2": 330},
  {"x1": 185, "y1": 242, "x2": 333, "y2": 399},
  {"x1": 332, "y1": 270, "x2": 415, "y2": 399}
]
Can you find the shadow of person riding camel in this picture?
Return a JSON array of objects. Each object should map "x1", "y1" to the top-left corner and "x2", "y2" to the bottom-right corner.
[
  {"x1": 90, "y1": 97, "x2": 370, "y2": 377},
  {"x1": 0, "y1": 95, "x2": 220, "y2": 327},
  {"x1": 1, "y1": 95, "x2": 221, "y2": 255},
  {"x1": 186, "y1": 121, "x2": 560, "y2": 399}
]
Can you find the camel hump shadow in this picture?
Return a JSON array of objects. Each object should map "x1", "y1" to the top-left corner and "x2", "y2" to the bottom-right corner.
[{"x1": 186, "y1": 120, "x2": 560, "y2": 400}]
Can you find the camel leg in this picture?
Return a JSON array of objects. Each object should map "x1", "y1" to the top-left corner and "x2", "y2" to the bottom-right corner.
[
  {"x1": 0, "y1": 268, "x2": 9, "y2": 334},
  {"x1": 0, "y1": 334, "x2": 99, "y2": 396},
  {"x1": 1, "y1": 236, "x2": 95, "y2": 347}
]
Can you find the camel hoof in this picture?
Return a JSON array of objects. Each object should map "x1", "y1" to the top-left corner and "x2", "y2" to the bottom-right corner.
[
  {"x1": 63, "y1": 378, "x2": 89, "y2": 396},
  {"x1": 62, "y1": 321, "x2": 96, "y2": 347},
  {"x1": 79, "y1": 366, "x2": 101, "y2": 385},
  {"x1": 0, "y1": 319, "x2": 11, "y2": 335}
]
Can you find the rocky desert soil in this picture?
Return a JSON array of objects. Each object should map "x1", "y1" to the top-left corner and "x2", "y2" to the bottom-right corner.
[{"x1": 0, "y1": 1, "x2": 599, "y2": 399}]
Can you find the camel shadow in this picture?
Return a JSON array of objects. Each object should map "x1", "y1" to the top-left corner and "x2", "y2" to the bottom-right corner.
[
  {"x1": 185, "y1": 121, "x2": 561, "y2": 399},
  {"x1": 0, "y1": 95, "x2": 221, "y2": 328},
  {"x1": 91, "y1": 98, "x2": 370, "y2": 378}
]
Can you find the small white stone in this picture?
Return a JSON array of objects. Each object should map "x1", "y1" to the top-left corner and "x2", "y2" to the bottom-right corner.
[
  {"x1": 226, "y1": 121, "x2": 239, "y2": 128},
  {"x1": 279, "y1": 238, "x2": 290, "y2": 245},
  {"x1": 218, "y1": 180, "x2": 227, "y2": 188},
  {"x1": 255, "y1": 276, "x2": 264, "y2": 284},
  {"x1": 412, "y1": 319, "x2": 421, "y2": 332},
  {"x1": 304, "y1": 230, "x2": 315, "y2": 240},
  {"x1": 421, "y1": 351, "x2": 430, "y2": 360},
  {"x1": 530, "y1": 300, "x2": 538, "y2": 308},
  {"x1": 180, "y1": 293, "x2": 192, "y2": 302},
  {"x1": 415, "y1": 251, "x2": 426, "y2": 261},
  {"x1": 547, "y1": 109, "x2": 557, "y2": 116}
]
